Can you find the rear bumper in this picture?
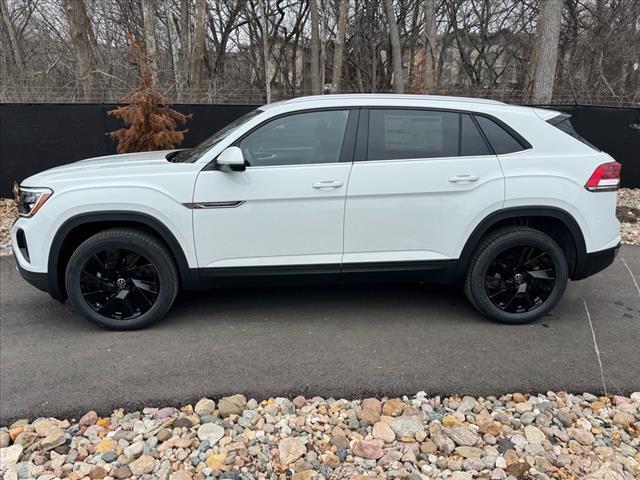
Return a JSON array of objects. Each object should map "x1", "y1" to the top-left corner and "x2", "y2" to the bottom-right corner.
[{"x1": 573, "y1": 243, "x2": 620, "y2": 280}]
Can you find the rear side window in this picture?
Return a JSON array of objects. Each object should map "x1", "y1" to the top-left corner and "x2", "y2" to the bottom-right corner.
[
  {"x1": 474, "y1": 115, "x2": 527, "y2": 154},
  {"x1": 547, "y1": 114, "x2": 599, "y2": 151},
  {"x1": 461, "y1": 114, "x2": 491, "y2": 156},
  {"x1": 367, "y1": 109, "x2": 459, "y2": 160}
]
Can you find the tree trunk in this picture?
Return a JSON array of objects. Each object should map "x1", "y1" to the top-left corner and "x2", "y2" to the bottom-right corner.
[
  {"x1": 531, "y1": 0, "x2": 563, "y2": 104},
  {"x1": 332, "y1": 0, "x2": 349, "y2": 92},
  {"x1": 383, "y1": 0, "x2": 404, "y2": 93},
  {"x1": 63, "y1": 0, "x2": 96, "y2": 101},
  {"x1": 423, "y1": 0, "x2": 437, "y2": 92},
  {"x1": 141, "y1": 0, "x2": 158, "y2": 83},
  {"x1": 179, "y1": 0, "x2": 190, "y2": 89},
  {"x1": 0, "y1": 0, "x2": 22, "y2": 73},
  {"x1": 309, "y1": 0, "x2": 322, "y2": 94},
  {"x1": 192, "y1": 0, "x2": 207, "y2": 94},
  {"x1": 164, "y1": 0, "x2": 182, "y2": 98},
  {"x1": 258, "y1": 0, "x2": 271, "y2": 103}
]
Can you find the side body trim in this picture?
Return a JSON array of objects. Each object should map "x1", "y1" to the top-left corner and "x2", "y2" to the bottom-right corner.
[
  {"x1": 183, "y1": 201, "x2": 245, "y2": 209},
  {"x1": 199, "y1": 260, "x2": 458, "y2": 288}
]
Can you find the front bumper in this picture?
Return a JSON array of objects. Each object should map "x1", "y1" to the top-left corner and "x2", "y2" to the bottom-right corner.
[
  {"x1": 15, "y1": 256, "x2": 49, "y2": 293},
  {"x1": 573, "y1": 243, "x2": 620, "y2": 280}
]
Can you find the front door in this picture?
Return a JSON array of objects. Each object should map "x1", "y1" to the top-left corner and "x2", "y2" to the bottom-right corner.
[
  {"x1": 343, "y1": 108, "x2": 505, "y2": 276},
  {"x1": 192, "y1": 108, "x2": 356, "y2": 284}
]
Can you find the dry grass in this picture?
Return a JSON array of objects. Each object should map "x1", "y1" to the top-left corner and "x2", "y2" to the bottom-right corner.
[{"x1": 0, "y1": 198, "x2": 18, "y2": 256}]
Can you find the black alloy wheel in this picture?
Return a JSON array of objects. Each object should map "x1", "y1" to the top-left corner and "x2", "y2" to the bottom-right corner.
[
  {"x1": 80, "y1": 249, "x2": 159, "y2": 320},
  {"x1": 464, "y1": 227, "x2": 568, "y2": 324},
  {"x1": 65, "y1": 228, "x2": 178, "y2": 330},
  {"x1": 484, "y1": 245, "x2": 556, "y2": 314}
]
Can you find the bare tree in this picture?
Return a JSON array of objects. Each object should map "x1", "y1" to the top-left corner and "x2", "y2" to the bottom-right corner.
[
  {"x1": 179, "y1": 0, "x2": 190, "y2": 87},
  {"x1": 332, "y1": 0, "x2": 349, "y2": 92},
  {"x1": 62, "y1": 0, "x2": 96, "y2": 101},
  {"x1": 2, "y1": 0, "x2": 638, "y2": 106},
  {"x1": 141, "y1": 0, "x2": 158, "y2": 82},
  {"x1": 309, "y1": 0, "x2": 322, "y2": 94},
  {"x1": 257, "y1": 0, "x2": 271, "y2": 102},
  {"x1": 383, "y1": 0, "x2": 404, "y2": 93},
  {"x1": 0, "y1": 0, "x2": 22, "y2": 73},
  {"x1": 531, "y1": 0, "x2": 563, "y2": 103},
  {"x1": 164, "y1": 0, "x2": 182, "y2": 96},
  {"x1": 423, "y1": 0, "x2": 437, "y2": 91},
  {"x1": 191, "y1": 0, "x2": 207, "y2": 93}
]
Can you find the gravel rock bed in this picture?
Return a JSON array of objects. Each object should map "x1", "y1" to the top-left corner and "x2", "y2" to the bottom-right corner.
[
  {"x1": 617, "y1": 189, "x2": 640, "y2": 246},
  {"x1": 1, "y1": 392, "x2": 639, "y2": 480}
]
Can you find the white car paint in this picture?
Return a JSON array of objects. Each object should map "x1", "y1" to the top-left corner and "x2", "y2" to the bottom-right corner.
[{"x1": 12, "y1": 94, "x2": 620, "y2": 281}]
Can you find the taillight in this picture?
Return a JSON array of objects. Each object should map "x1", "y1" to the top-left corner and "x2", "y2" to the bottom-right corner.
[{"x1": 584, "y1": 162, "x2": 621, "y2": 192}]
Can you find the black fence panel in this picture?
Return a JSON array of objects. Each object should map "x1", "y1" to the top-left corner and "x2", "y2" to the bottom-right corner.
[
  {"x1": 540, "y1": 105, "x2": 639, "y2": 188},
  {"x1": 0, "y1": 103, "x2": 257, "y2": 197},
  {"x1": 0, "y1": 102, "x2": 638, "y2": 197}
]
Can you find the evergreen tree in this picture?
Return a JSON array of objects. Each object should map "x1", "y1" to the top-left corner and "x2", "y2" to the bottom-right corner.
[{"x1": 108, "y1": 35, "x2": 191, "y2": 153}]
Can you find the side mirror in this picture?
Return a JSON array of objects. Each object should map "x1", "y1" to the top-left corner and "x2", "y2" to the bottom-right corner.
[{"x1": 216, "y1": 146, "x2": 246, "y2": 172}]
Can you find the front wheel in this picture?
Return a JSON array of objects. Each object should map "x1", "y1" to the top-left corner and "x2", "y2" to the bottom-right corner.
[
  {"x1": 65, "y1": 228, "x2": 179, "y2": 330},
  {"x1": 464, "y1": 227, "x2": 569, "y2": 324}
]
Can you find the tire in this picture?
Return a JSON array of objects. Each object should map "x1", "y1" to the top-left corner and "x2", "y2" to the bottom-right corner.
[
  {"x1": 65, "y1": 228, "x2": 179, "y2": 330},
  {"x1": 464, "y1": 227, "x2": 568, "y2": 324}
]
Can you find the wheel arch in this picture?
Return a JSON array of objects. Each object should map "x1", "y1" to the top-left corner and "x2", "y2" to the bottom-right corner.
[
  {"x1": 47, "y1": 212, "x2": 201, "y2": 301},
  {"x1": 455, "y1": 206, "x2": 588, "y2": 283}
]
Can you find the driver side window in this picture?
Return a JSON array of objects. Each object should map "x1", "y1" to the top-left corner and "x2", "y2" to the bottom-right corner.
[{"x1": 239, "y1": 110, "x2": 349, "y2": 167}]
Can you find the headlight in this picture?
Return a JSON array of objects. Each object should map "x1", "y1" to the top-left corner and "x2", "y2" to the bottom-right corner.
[{"x1": 18, "y1": 187, "x2": 53, "y2": 218}]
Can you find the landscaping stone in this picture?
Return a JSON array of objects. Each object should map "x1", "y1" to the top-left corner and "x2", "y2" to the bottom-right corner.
[{"x1": 0, "y1": 392, "x2": 638, "y2": 479}]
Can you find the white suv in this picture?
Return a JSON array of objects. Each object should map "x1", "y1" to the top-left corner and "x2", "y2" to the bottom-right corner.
[{"x1": 12, "y1": 94, "x2": 621, "y2": 330}]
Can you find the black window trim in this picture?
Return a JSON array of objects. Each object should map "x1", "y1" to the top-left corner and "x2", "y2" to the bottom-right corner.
[
  {"x1": 547, "y1": 113, "x2": 571, "y2": 126},
  {"x1": 204, "y1": 107, "x2": 360, "y2": 170},
  {"x1": 354, "y1": 106, "x2": 532, "y2": 162}
]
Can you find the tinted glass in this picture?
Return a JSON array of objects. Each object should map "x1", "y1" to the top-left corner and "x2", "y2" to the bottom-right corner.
[
  {"x1": 461, "y1": 114, "x2": 491, "y2": 156},
  {"x1": 239, "y1": 110, "x2": 349, "y2": 166},
  {"x1": 367, "y1": 109, "x2": 459, "y2": 160},
  {"x1": 549, "y1": 116, "x2": 599, "y2": 151},
  {"x1": 171, "y1": 109, "x2": 263, "y2": 163},
  {"x1": 474, "y1": 115, "x2": 525, "y2": 154}
]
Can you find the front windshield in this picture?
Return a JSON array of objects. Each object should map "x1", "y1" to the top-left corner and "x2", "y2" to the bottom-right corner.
[{"x1": 169, "y1": 109, "x2": 264, "y2": 163}]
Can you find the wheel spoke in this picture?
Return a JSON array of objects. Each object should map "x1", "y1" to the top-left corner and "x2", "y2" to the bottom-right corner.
[
  {"x1": 97, "y1": 295, "x2": 121, "y2": 317},
  {"x1": 131, "y1": 278, "x2": 158, "y2": 294},
  {"x1": 81, "y1": 270, "x2": 115, "y2": 289},
  {"x1": 527, "y1": 269, "x2": 555, "y2": 281}
]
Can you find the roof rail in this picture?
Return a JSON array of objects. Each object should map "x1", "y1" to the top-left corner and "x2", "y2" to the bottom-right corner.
[{"x1": 284, "y1": 93, "x2": 506, "y2": 106}]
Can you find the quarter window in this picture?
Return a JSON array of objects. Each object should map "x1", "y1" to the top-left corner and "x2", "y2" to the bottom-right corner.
[
  {"x1": 461, "y1": 114, "x2": 491, "y2": 156},
  {"x1": 239, "y1": 110, "x2": 349, "y2": 166},
  {"x1": 367, "y1": 109, "x2": 459, "y2": 160},
  {"x1": 474, "y1": 115, "x2": 526, "y2": 154}
]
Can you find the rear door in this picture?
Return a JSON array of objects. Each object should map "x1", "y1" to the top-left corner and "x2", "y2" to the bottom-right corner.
[{"x1": 342, "y1": 108, "x2": 505, "y2": 276}]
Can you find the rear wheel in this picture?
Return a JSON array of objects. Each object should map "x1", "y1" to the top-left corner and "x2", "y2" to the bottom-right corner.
[
  {"x1": 464, "y1": 227, "x2": 568, "y2": 324},
  {"x1": 65, "y1": 228, "x2": 178, "y2": 330}
]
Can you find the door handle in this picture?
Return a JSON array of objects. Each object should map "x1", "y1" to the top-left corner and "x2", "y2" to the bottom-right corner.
[
  {"x1": 312, "y1": 180, "x2": 343, "y2": 189},
  {"x1": 449, "y1": 174, "x2": 479, "y2": 183}
]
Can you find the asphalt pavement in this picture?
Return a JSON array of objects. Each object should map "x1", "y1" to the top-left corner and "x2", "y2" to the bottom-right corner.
[{"x1": 1, "y1": 247, "x2": 639, "y2": 424}]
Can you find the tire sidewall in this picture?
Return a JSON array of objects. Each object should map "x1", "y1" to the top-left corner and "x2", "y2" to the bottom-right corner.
[
  {"x1": 469, "y1": 230, "x2": 568, "y2": 324},
  {"x1": 65, "y1": 233, "x2": 177, "y2": 330}
]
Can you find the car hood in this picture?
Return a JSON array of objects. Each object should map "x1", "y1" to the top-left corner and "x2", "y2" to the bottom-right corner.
[{"x1": 22, "y1": 150, "x2": 179, "y2": 185}]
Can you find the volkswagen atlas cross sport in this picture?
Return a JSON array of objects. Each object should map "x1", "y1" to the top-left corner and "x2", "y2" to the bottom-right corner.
[{"x1": 12, "y1": 94, "x2": 621, "y2": 330}]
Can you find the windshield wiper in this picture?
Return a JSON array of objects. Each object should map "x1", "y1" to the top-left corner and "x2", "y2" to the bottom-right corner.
[{"x1": 165, "y1": 150, "x2": 189, "y2": 163}]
